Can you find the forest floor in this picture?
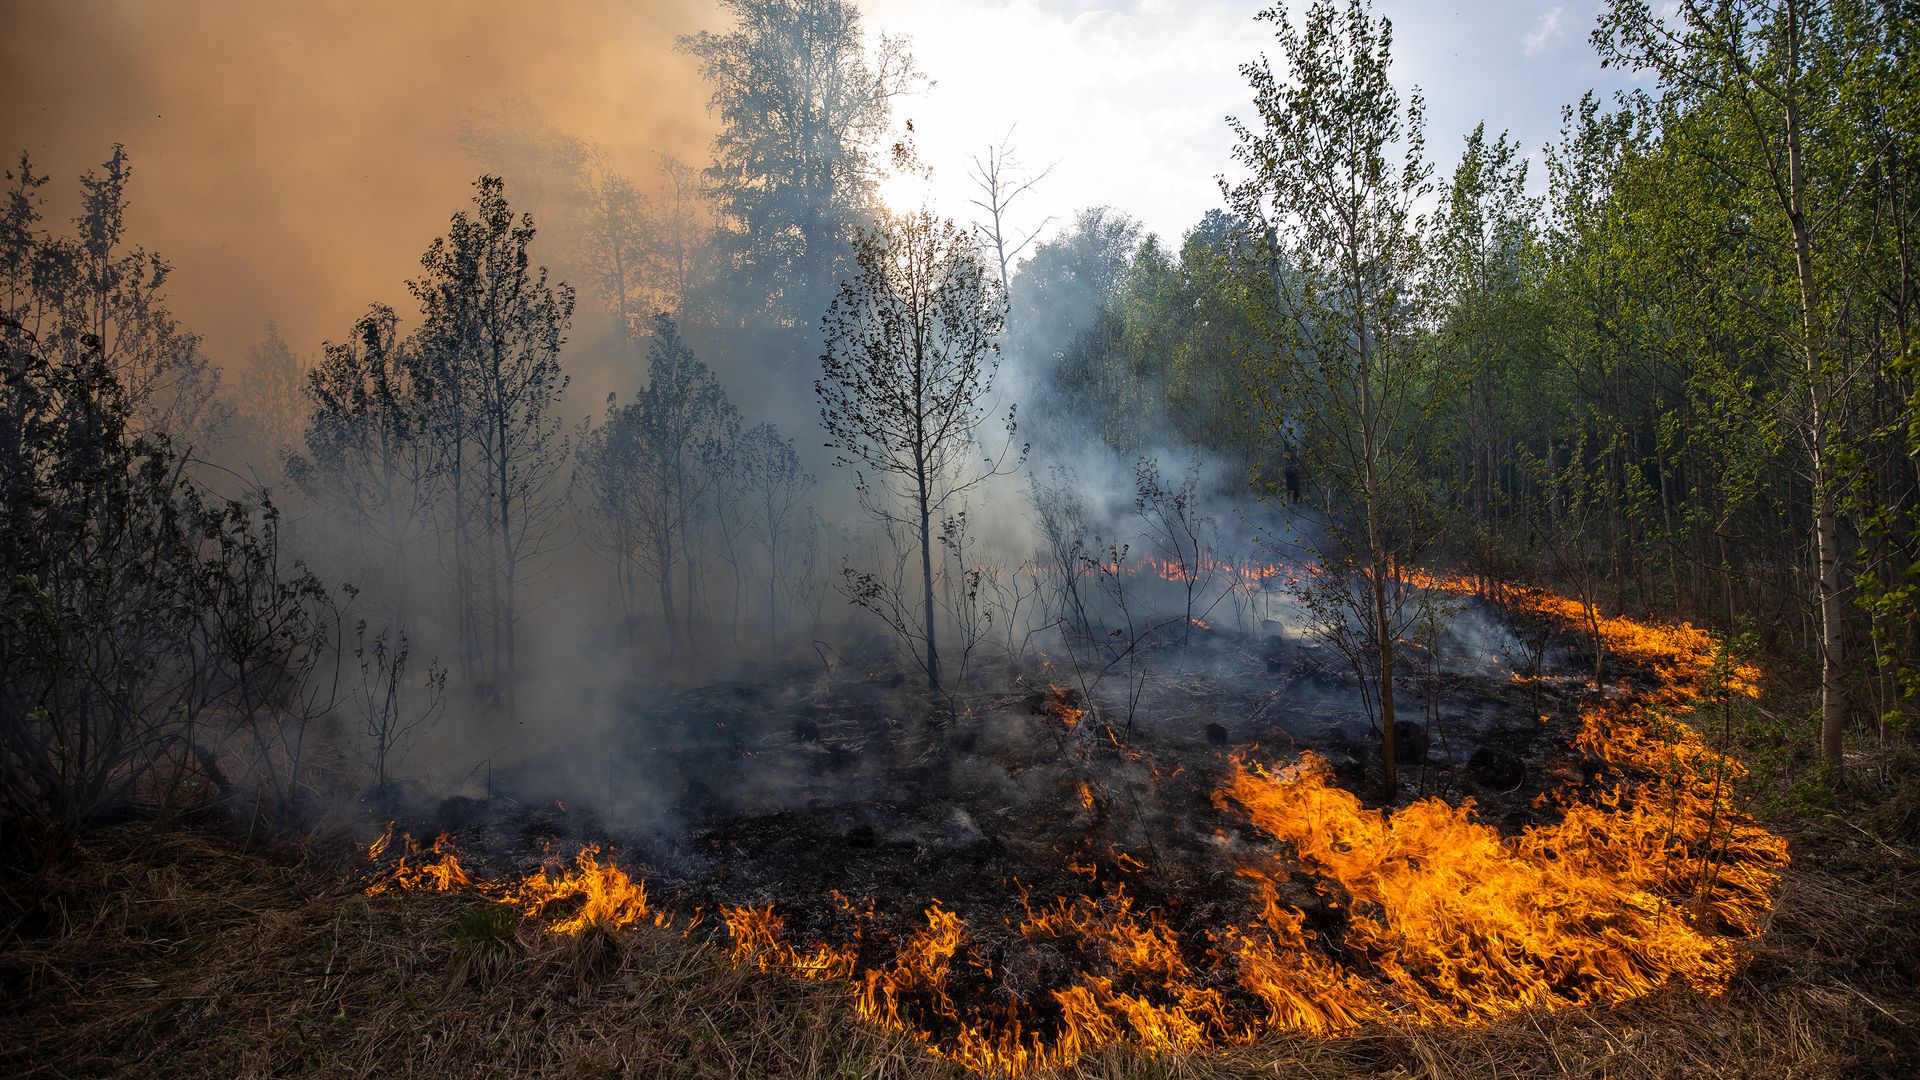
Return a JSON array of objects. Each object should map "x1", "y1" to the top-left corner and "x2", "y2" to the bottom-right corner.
[{"x1": 2, "y1": 684, "x2": 1918, "y2": 1079}]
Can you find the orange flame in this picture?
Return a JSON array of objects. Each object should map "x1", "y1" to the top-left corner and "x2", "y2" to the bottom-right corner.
[
  {"x1": 361, "y1": 576, "x2": 1785, "y2": 1075},
  {"x1": 509, "y1": 844, "x2": 655, "y2": 934},
  {"x1": 1045, "y1": 683, "x2": 1084, "y2": 729}
]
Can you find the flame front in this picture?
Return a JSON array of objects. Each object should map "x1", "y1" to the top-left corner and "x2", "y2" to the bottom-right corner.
[
  {"x1": 363, "y1": 579, "x2": 1787, "y2": 1074},
  {"x1": 510, "y1": 844, "x2": 656, "y2": 934}
]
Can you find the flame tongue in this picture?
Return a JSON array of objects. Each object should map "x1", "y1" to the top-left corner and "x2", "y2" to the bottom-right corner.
[
  {"x1": 362, "y1": 580, "x2": 1787, "y2": 1074},
  {"x1": 510, "y1": 844, "x2": 654, "y2": 934}
]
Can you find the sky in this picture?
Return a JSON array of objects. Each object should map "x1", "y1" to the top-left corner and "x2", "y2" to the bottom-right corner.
[
  {"x1": 0, "y1": 0, "x2": 1642, "y2": 370},
  {"x1": 867, "y1": 0, "x2": 1643, "y2": 245}
]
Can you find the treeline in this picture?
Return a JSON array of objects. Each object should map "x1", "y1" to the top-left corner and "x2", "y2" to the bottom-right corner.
[
  {"x1": 1028, "y1": 0, "x2": 1917, "y2": 782},
  {"x1": 0, "y1": 0, "x2": 920, "y2": 857},
  {"x1": 4, "y1": 0, "x2": 1913, "y2": 855}
]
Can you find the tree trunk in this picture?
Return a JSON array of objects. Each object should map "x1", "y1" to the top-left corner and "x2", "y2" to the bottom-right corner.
[
  {"x1": 1782, "y1": 1, "x2": 1846, "y2": 775},
  {"x1": 919, "y1": 476, "x2": 941, "y2": 693},
  {"x1": 1369, "y1": 511, "x2": 1399, "y2": 798}
]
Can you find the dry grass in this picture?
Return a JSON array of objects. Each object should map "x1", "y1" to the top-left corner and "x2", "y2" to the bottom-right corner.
[{"x1": 2, "y1": 806, "x2": 1914, "y2": 1079}]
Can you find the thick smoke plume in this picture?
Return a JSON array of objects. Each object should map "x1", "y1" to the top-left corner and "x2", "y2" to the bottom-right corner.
[{"x1": 0, "y1": 0, "x2": 719, "y2": 368}]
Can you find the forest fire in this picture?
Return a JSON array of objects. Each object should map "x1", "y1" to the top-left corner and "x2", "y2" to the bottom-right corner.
[
  {"x1": 362, "y1": 580, "x2": 1788, "y2": 1074},
  {"x1": 9, "y1": 1, "x2": 1916, "y2": 1076}
]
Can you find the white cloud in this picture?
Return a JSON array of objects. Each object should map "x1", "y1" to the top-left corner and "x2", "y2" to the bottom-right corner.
[{"x1": 1522, "y1": 5, "x2": 1567, "y2": 58}]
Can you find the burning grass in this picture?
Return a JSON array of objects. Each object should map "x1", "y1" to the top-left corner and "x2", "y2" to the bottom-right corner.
[
  {"x1": 5, "y1": 579, "x2": 1912, "y2": 1078},
  {"x1": 1, "y1": 784, "x2": 1913, "y2": 1078},
  {"x1": 343, "y1": 581, "x2": 1795, "y2": 1074}
]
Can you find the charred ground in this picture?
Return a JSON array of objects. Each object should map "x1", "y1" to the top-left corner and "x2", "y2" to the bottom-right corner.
[{"x1": 4, "y1": 599, "x2": 1916, "y2": 1078}]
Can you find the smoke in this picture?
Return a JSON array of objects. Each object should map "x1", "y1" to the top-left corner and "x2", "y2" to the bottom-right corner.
[
  {"x1": 1, "y1": 0, "x2": 1364, "y2": 834},
  {"x1": 0, "y1": 0, "x2": 720, "y2": 371}
]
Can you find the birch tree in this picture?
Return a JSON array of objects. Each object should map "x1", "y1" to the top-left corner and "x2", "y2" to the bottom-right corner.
[{"x1": 1225, "y1": 0, "x2": 1438, "y2": 796}]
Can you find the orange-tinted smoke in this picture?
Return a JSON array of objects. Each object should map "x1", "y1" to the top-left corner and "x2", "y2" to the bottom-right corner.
[{"x1": 0, "y1": 0, "x2": 721, "y2": 369}]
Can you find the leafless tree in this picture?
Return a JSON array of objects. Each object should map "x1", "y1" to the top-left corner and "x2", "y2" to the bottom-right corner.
[
  {"x1": 966, "y1": 126, "x2": 1058, "y2": 298},
  {"x1": 1134, "y1": 454, "x2": 1223, "y2": 645},
  {"x1": 352, "y1": 622, "x2": 447, "y2": 812}
]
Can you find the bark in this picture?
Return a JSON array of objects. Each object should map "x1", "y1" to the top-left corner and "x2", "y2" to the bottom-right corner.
[{"x1": 1781, "y1": 0, "x2": 1847, "y2": 774}]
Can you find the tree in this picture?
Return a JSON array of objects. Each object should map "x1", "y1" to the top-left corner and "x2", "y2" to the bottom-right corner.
[
  {"x1": 1, "y1": 328, "x2": 333, "y2": 859},
  {"x1": 574, "y1": 394, "x2": 651, "y2": 644},
  {"x1": 351, "y1": 622, "x2": 447, "y2": 810},
  {"x1": 5, "y1": 147, "x2": 225, "y2": 447},
  {"x1": 738, "y1": 423, "x2": 814, "y2": 648},
  {"x1": 652, "y1": 153, "x2": 716, "y2": 319},
  {"x1": 287, "y1": 305, "x2": 437, "y2": 632},
  {"x1": 1429, "y1": 123, "x2": 1547, "y2": 587},
  {"x1": 966, "y1": 127, "x2": 1057, "y2": 298},
  {"x1": 1006, "y1": 206, "x2": 1143, "y2": 451},
  {"x1": 679, "y1": 0, "x2": 923, "y2": 340},
  {"x1": 235, "y1": 320, "x2": 307, "y2": 457},
  {"x1": 582, "y1": 170, "x2": 654, "y2": 346},
  {"x1": 1134, "y1": 454, "x2": 1218, "y2": 645},
  {"x1": 575, "y1": 314, "x2": 735, "y2": 658},
  {"x1": 1594, "y1": 0, "x2": 1887, "y2": 776},
  {"x1": 1156, "y1": 212, "x2": 1261, "y2": 466},
  {"x1": 817, "y1": 211, "x2": 1022, "y2": 693},
  {"x1": 411, "y1": 176, "x2": 574, "y2": 718},
  {"x1": 1225, "y1": 0, "x2": 1438, "y2": 797}
]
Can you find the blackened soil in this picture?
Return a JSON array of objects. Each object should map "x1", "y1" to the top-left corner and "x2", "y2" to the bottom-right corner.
[{"x1": 396, "y1": 599, "x2": 1665, "y2": 1030}]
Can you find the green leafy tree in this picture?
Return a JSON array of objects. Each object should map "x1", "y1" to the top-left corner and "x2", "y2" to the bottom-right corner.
[
  {"x1": 1225, "y1": 0, "x2": 1439, "y2": 796},
  {"x1": 1595, "y1": 0, "x2": 1909, "y2": 775},
  {"x1": 287, "y1": 305, "x2": 436, "y2": 633},
  {"x1": 575, "y1": 314, "x2": 736, "y2": 659},
  {"x1": 410, "y1": 177, "x2": 574, "y2": 718},
  {"x1": 679, "y1": 0, "x2": 922, "y2": 346}
]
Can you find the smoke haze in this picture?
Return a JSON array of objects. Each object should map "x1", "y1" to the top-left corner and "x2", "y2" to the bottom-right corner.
[{"x1": 0, "y1": 0, "x2": 720, "y2": 368}]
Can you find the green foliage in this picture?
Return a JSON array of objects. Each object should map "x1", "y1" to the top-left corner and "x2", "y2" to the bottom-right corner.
[
  {"x1": 448, "y1": 903, "x2": 522, "y2": 950},
  {"x1": 0, "y1": 150, "x2": 339, "y2": 862},
  {"x1": 677, "y1": 0, "x2": 922, "y2": 347},
  {"x1": 1224, "y1": 0, "x2": 1441, "y2": 795}
]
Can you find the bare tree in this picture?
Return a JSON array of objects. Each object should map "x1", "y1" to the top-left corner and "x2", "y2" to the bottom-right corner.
[
  {"x1": 817, "y1": 211, "x2": 1023, "y2": 693},
  {"x1": 352, "y1": 622, "x2": 447, "y2": 811},
  {"x1": 1029, "y1": 464, "x2": 1097, "y2": 640},
  {"x1": 1134, "y1": 454, "x2": 1221, "y2": 645},
  {"x1": 965, "y1": 126, "x2": 1057, "y2": 297},
  {"x1": 574, "y1": 394, "x2": 650, "y2": 644}
]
